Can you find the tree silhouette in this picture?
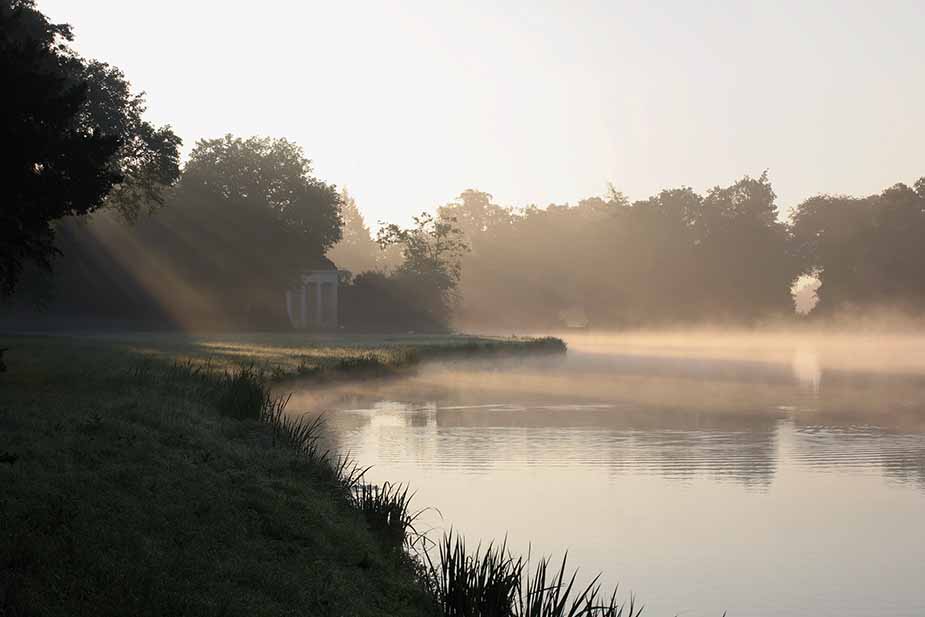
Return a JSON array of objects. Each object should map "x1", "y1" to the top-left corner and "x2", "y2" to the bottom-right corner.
[
  {"x1": 377, "y1": 212, "x2": 468, "y2": 324},
  {"x1": 181, "y1": 135, "x2": 342, "y2": 256},
  {"x1": 792, "y1": 177, "x2": 925, "y2": 313},
  {"x1": 0, "y1": 1, "x2": 180, "y2": 295}
]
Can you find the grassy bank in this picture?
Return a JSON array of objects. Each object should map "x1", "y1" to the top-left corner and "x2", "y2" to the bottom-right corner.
[
  {"x1": 0, "y1": 333, "x2": 566, "y2": 617},
  {"x1": 6, "y1": 332, "x2": 566, "y2": 378}
]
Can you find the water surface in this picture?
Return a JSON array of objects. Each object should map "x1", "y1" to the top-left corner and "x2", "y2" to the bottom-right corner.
[{"x1": 286, "y1": 333, "x2": 925, "y2": 617}]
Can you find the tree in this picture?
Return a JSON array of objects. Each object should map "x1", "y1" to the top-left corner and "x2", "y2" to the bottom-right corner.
[
  {"x1": 181, "y1": 135, "x2": 342, "y2": 256},
  {"x1": 78, "y1": 60, "x2": 182, "y2": 222},
  {"x1": 792, "y1": 177, "x2": 925, "y2": 312},
  {"x1": 0, "y1": 0, "x2": 180, "y2": 294},
  {"x1": 327, "y1": 188, "x2": 381, "y2": 274},
  {"x1": 376, "y1": 212, "x2": 468, "y2": 323},
  {"x1": 698, "y1": 172, "x2": 797, "y2": 318},
  {"x1": 137, "y1": 135, "x2": 344, "y2": 326},
  {"x1": 437, "y1": 189, "x2": 512, "y2": 245}
]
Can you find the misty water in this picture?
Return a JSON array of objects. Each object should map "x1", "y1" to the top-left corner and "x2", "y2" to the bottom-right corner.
[{"x1": 286, "y1": 333, "x2": 925, "y2": 617}]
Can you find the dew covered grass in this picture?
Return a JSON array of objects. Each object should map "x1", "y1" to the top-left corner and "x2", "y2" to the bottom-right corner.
[{"x1": 0, "y1": 332, "x2": 564, "y2": 616}]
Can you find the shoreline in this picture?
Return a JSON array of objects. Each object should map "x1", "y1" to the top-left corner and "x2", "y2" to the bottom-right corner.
[{"x1": 0, "y1": 332, "x2": 578, "y2": 617}]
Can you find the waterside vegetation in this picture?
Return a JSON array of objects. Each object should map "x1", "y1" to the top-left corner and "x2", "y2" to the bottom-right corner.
[{"x1": 0, "y1": 333, "x2": 657, "y2": 617}]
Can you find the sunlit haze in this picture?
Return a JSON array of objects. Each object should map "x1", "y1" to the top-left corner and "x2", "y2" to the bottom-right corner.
[
  {"x1": 39, "y1": 0, "x2": 925, "y2": 226},
  {"x1": 6, "y1": 2, "x2": 925, "y2": 615}
]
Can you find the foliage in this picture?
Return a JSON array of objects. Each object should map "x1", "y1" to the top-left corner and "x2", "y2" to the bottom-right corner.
[
  {"x1": 791, "y1": 177, "x2": 925, "y2": 313},
  {"x1": 3, "y1": 135, "x2": 343, "y2": 329},
  {"x1": 424, "y1": 532, "x2": 643, "y2": 617},
  {"x1": 438, "y1": 190, "x2": 514, "y2": 250},
  {"x1": 698, "y1": 172, "x2": 797, "y2": 317},
  {"x1": 78, "y1": 60, "x2": 183, "y2": 222},
  {"x1": 424, "y1": 174, "x2": 797, "y2": 328},
  {"x1": 352, "y1": 482, "x2": 421, "y2": 551},
  {"x1": 0, "y1": 0, "x2": 180, "y2": 295},
  {"x1": 142, "y1": 135, "x2": 342, "y2": 326},
  {"x1": 376, "y1": 212, "x2": 469, "y2": 325},
  {"x1": 181, "y1": 135, "x2": 342, "y2": 256},
  {"x1": 331, "y1": 174, "x2": 809, "y2": 328},
  {"x1": 328, "y1": 187, "x2": 388, "y2": 274}
]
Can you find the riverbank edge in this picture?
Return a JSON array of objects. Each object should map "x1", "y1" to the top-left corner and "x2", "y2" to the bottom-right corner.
[{"x1": 0, "y1": 333, "x2": 565, "y2": 616}]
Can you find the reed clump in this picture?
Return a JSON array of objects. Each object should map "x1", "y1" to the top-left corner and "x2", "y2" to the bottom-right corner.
[{"x1": 423, "y1": 532, "x2": 642, "y2": 617}]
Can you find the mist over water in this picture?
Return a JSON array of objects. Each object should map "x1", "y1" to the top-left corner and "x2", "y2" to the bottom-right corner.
[{"x1": 284, "y1": 331, "x2": 925, "y2": 617}]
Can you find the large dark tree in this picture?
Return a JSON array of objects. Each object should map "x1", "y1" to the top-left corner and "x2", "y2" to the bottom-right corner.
[
  {"x1": 0, "y1": 0, "x2": 180, "y2": 295},
  {"x1": 180, "y1": 135, "x2": 342, "y2": 256},
  {"x1": 111, "y1": 135, "x2": 345, "y2": 327}
]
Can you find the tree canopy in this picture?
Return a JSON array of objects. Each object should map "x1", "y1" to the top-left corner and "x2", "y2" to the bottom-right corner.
[
  {"x1": 0, "y1": 0, "x2": 180, "y2": 294},
  {"x1": 376, "y1": 212, "x2": 468, "y2": 325},
  {"x1": 181, "y1": 135, "x2": 342, "y2": 255},
  {"x1": 791, "y1": 178, "x2": 925, "y2": 313},
  {"x1": 420, "y1": 174, "x2": 798, "y2": 328}
]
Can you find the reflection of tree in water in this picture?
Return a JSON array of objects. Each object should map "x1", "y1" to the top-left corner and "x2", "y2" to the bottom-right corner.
[
  {"x1": 430, "y1": 406, "x2": 781, "y2": 489},
  {"x1": 293, "y1": 355, "x2": 925, "y2": 493},
  {"x1": 597, "y1": 413, "x2": 778, "y2": 490},
  {"x1": 882, "y1": 453, "x2": 925, "y2": 488},
  {"x1": 811, "y1": 370, "x2": 925, "y2": 433},
  {"x1": 792, "y1": 421, "x2": 925, "y2": 490},
  {"x1": 791, "y1": 369, "x2": 925, "y2": 489}
]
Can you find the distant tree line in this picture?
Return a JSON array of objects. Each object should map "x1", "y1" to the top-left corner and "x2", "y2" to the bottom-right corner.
[
  {"x1": 437, "y1": 176, "x2": 798, "y2": 328},
  {"x1": 425, "y1": 176, "x2": 925, "y2": 328}
]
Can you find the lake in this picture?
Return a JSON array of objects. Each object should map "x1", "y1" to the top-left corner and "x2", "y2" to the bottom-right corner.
[{"x1": 285, "y1": 332, "x2": 925, "y2": 617}]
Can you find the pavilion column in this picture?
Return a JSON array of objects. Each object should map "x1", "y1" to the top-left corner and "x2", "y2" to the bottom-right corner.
[
  {"x1": 316, "y1": 283, "x2": 324, "y2": 326},
  {"x1": 331, "y1": 283, "x2": 338, "y2": 328},
  {"x1": 300, "y1": 283, "x2": 308, "y2": 328}
]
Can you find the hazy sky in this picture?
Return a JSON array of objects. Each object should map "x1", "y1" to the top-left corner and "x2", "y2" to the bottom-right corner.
[{"x1": 41, "y1": 0, "x2": 925, "y2": 227}]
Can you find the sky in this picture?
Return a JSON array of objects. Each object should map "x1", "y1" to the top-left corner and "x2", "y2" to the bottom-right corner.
[{"x1": 40, "y1": 0, "x2": 925, "y2": 228}]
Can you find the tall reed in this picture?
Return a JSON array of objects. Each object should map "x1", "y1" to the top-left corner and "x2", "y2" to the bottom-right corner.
[
  {"x1": 352, "y1": 481, "x2": 422, "y2": 550},
  {"x1": 423, "y1": 531, "x2": 643, "y2": 617}
]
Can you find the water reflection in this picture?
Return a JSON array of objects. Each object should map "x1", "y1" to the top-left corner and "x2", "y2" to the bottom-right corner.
[
  {"x1": 324, "y1": 399, "x2": 925, "y2": 492},
  {"x1": 286, "y1": 359, "x2": 925, "y2": 491},
  {"x1": 281, "y1": 334, "x2": 925, "y2": 617}
]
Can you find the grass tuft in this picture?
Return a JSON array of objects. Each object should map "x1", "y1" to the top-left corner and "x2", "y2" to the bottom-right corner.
[
  {"x1": 352, "y1": 481, "x2": 422, "y2": 551},
  {"x1": 425, "y1": 533, "x2": 522, "y2": 617},
  {"x1": 422, "y1": 531, "x2": 643, "y2": 617},
  {"x1": 215, "y1": 364, "x2": 270, "y2": 419}
]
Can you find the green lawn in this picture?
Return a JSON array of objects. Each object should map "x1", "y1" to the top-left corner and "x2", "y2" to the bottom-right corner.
[
  {"x1": 0, "y1": 332, "x2": 564, "y2": 617},
  {"x1": 3, "y1": 331, "x2": 564, "y2": 376}
]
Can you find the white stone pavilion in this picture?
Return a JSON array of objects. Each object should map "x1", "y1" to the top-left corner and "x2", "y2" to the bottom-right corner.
[{"x1": 285, "y1": 258, "x2": 345, "y2": 329}]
